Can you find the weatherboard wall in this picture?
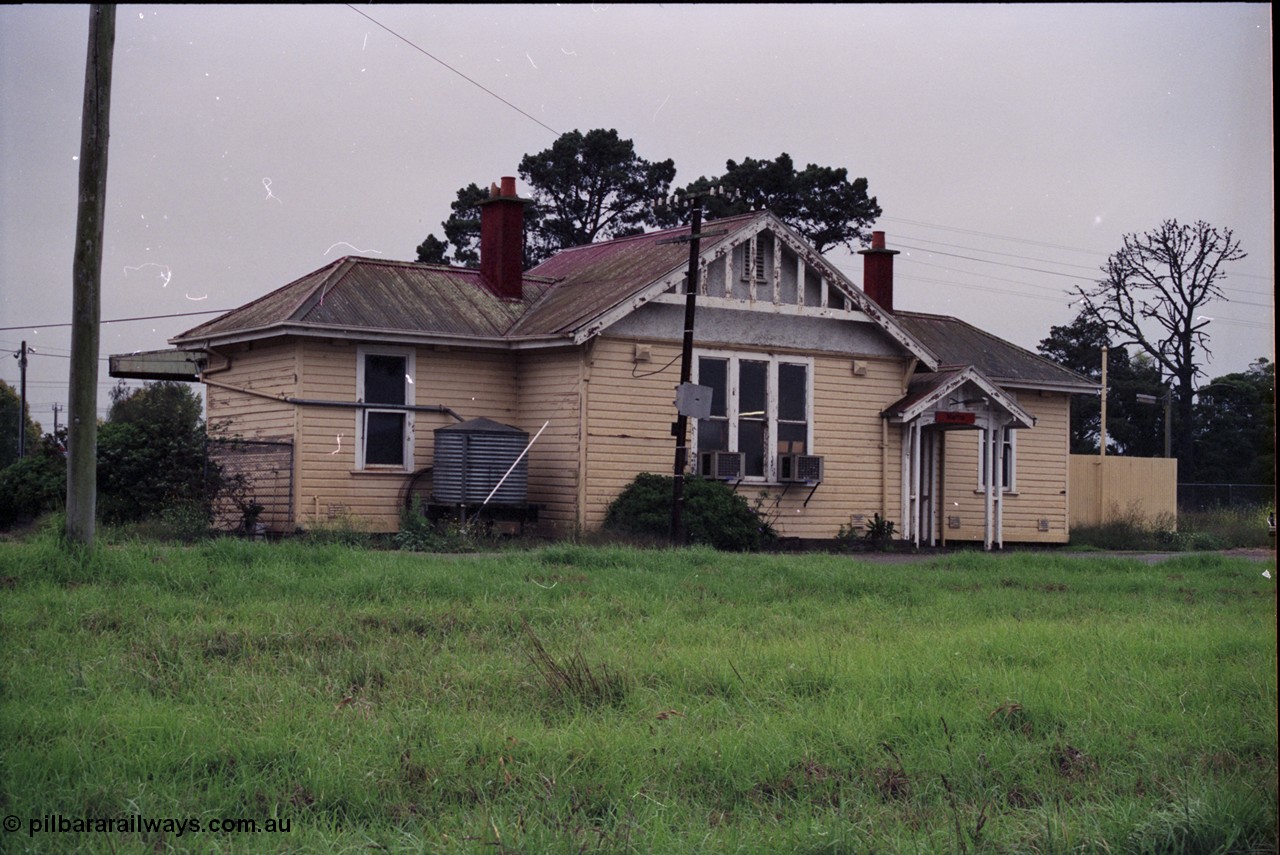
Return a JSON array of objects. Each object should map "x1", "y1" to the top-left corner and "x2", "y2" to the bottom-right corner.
[
  {"x1": 203, "y1": 340, "x2": 299, "y2": 532},
  {"x1": 289, "y1": 340, "x2": 517, "y2": 533},
  {"x1": 578, "y1": 333, "x2": 909, "y2": 539},
  {"x1": 935, "y1": 391, "x2": 1072, "y2": 544},
  {"x1": 515, "y1": 347, "x2": 586, "y2": 536}
]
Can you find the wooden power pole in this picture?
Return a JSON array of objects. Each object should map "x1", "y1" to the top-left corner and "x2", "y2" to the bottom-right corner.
[{"x1": 66, "y1": 4, "x2": 115, "y2": 546}]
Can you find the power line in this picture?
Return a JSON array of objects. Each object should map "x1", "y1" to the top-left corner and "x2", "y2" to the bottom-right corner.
[
  {"x1": 883, "y1": 214, "x2": 1275, "y2": 287},
  {"x1": 345, "y1": 5, "x2": 560, "y2": 137},
  {"x1": 0, "y1": 308, "x2": 230, "y2": 333},
  {"x1": 892, "y1": 241, "x2": 1275, "y2": 308}
]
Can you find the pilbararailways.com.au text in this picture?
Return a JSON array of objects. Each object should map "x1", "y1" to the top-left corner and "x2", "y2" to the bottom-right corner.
[{"x1": 7, "y1": 813, "x2": 292, "y2": 838}]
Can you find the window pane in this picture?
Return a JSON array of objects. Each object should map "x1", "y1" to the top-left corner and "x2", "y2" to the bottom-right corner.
[
  {"x1": 697, "y1": 418, "x2": 729, "y2": 453},
  {"x1": 740, "y1": 360, "x2": 767, "y2": 418},
  {"x1": 365, "y1": 411, "x2": 405, "y2": 465},
  {"x1": 778, "y1": 363, "x2": 806, "y2": 422},
  {"x1": 777, "y1": 421, "x2": 807, "y2": 455},
  {"x1": 365, "y1": 354, "x2": 406, "y2": 405},
  {"x1": 698, "y1": 357, "x2": 728, "y2": 418},
  {"x1": 740, "y1": 419, "x2": 766, "y2": 477}
]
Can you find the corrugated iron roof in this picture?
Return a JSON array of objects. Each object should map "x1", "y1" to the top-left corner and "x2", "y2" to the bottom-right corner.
[
  {"x1": 509, "y1": 213, "x2": 760, "y2": 337},
  {"x1": 173, "y1": 257, "x2": 555, "y2": 344},
  {"x1": 166, "y1": 217, "x2": 1092, "y2": 401},
  {"x1": 895, "y1": 312, "x2": 1096, "y2": 392}
]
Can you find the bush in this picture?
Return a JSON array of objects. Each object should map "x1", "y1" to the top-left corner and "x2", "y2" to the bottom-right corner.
[
  {"x1": 0, "y1": 454, "x2": 66, "y2": 529},
  {"x1": 835, "y1": 513, "x2": 897, "y2": 552},
  {"x1": 603, "y1": 473, "x2": 776, "y2": 551},
  {"x1": 395, "y1": 500, "x2": 485, "y2": 553}
]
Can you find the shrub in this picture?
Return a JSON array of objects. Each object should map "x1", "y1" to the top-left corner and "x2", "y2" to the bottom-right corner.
[
  {"x1": 603, "y1": 473, "x2": 776, "y2": 551},
  {"x1": 835, "y1": 513, "x2": 898, "y2": 552},
  {"x1": 395, "y1": 500, "x2": 485, "y2": 552},
  {"x1": 0, "y1": 454, "x2": 67, "y2": 529}
]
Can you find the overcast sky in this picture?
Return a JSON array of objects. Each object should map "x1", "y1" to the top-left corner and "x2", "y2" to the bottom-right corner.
[{"x1": 1, "y1": 4, "x2": 1273, "y2": 429}]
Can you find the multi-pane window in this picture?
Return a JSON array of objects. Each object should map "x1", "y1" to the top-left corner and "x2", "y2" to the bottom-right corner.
[
  {"x1": 357, "y1": 347, "x2": 414, "y2": 469},
  {"x1": 694, "y1": 352, "x2": 811, "y2": 481},
  {"x1": 977, "y1": 428, "x2": 1015, "y2": 491}
]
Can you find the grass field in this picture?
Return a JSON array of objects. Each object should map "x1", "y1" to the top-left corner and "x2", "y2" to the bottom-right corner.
[{"x1": 1, "y1": 533, "x2": 1275, "y2": 853}]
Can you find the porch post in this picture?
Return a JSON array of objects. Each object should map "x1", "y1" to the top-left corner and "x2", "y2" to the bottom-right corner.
[
  {"x1": 900, "y1": 424, "x2": 911, "y2": 542},
  {"x1": 994, "y1": 422, "x2": 1005, "y2": 549},
  {"x1": 983, "y1": 420, "x2": 995, "y2": 551},
  {"x1": 911, "y1": 421, "x2": 922, "y2": 547}
]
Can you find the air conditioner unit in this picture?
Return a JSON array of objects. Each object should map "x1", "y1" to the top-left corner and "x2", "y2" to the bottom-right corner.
[
  {"x1": 779, "y1": 454, "x2": 824, "y2": 483},
  {"x1": 699, "y1": 451, "x2": 745, "y2": 481}
]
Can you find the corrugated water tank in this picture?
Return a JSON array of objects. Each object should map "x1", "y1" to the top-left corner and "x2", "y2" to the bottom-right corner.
[{"x1": 432, "y1": 418, "x2": 529, "y2": 505}]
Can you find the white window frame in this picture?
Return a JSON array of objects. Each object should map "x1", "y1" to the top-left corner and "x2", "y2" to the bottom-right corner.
[
  {"x1": 355, "y1": 345, "x2": 416, "y2": 471},
  {"x1": 692, "y1": 350, "x2": 814, "y2": 483},
  {"x1": 977, "y1": 427, "x2": 1016, "y2": 493}
]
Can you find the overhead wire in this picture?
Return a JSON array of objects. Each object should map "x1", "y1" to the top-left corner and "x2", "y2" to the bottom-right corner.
[{"x1": 344, "y1": 4, "x2": 560, "y2": 137}]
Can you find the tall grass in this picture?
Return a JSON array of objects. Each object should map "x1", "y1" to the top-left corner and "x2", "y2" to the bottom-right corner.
[
  {"x1": 2, "y1": 533, "x2": 1275, "y2": 853},
  {"x1": 1071, "y1": 503, "x2": 1277, "y2": 551}
]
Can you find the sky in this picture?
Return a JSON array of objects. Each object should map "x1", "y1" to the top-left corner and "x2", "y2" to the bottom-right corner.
[{"x1": 1, "y1": 3, "x2": 1273, "y2": 431}]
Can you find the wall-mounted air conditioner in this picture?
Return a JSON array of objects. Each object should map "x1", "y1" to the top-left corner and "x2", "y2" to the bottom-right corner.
[
  {"x1": 779, "y1": 454, "x2": 824, "y2": 483},
  {"x1": 699, "y1": 451, "x2": 745, "y2": 481}
]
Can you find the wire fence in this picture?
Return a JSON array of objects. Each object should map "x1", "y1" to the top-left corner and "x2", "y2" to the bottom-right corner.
[{"x1": 1178, "y1": 482, "x2": 1275, "y2": 512}]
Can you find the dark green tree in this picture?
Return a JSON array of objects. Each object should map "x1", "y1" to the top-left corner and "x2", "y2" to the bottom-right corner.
[
  {"x1": 1191, "y1": 358, "x2": 1275, "y2": 486},
  {"x1": 417, "y1": 183, "x2": 490, "y2": 266},
  {"x1": 414, "y1": 234, "x2": 449, "y2": 265},
  {"x1": 417, "y1": 129, "x2": 675, "y2": 268},
  {"x1": 1037, "y1": 315, "x2": 1165, "y2": 456},
  {"x1": 661, "y1": 153, "x2": 883, "y2": 254},
  {"x1": 97, "y1": 380, "x2": 215, "y2": 524},
  {"x1": 0, "y1": 379, "x2": 42, "y2": 469},
  {"x1": 1072, "y1": 219, "x2": 1247, "y2": 471}
]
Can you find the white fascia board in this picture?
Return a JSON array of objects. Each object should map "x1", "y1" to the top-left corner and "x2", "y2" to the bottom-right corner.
[{"x1": 896, "y1": 367, "x2": 1036, "y2": 429}]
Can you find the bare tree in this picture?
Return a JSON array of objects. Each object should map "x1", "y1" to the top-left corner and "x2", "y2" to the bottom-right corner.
[{"x1": 1074, "y1": 219, "x2": 1246, "y2": 471}]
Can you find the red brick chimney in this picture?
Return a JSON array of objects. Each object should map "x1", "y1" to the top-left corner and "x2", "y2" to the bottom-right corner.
[
  {"x1": 858, "y1": 230, "x2": 900, "y2": 313},
  {"x1": 479, "y1": 176, "x2": 526, "y2": 300}
]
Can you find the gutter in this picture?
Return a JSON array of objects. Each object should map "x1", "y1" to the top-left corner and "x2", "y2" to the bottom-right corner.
[{"x1": 199, "y1": 362, "x2": 466, "y2": 422}]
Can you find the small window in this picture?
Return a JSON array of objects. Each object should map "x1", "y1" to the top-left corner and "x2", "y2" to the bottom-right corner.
[
  {"x1": 978, "y1": 428, "x2": 1015, "y2": 492},
  {"x1": 357, "y1": 346, "x2": 415, "y2": 470}
]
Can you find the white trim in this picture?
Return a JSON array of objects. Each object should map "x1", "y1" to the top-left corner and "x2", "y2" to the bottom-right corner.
[
  {"x1": 692, "y1": 349, "x2": 815, "y2": 484},
  {"x1": 355, "y1": 344, "x2": 416, "y2": 471},
  {"x1": 977, "y1": 426, "x2": 1016, "y2": 493},
  {"x1": 650, "y1": 292, "x2": 871, "y2": 322}
]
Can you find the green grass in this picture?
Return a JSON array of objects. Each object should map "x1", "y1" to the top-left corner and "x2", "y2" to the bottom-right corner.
[{"x1": 1, "y1": 533, "x2": 1275, "y2": 853}]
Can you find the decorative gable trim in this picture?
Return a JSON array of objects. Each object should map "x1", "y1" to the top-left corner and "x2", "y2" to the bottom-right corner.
[
  {"x1": 569, "y1": 212, "x2": 938, "y2": 369},
  {"x1": 884, "y1": 365, "x2": 1035, "y2": 429}
]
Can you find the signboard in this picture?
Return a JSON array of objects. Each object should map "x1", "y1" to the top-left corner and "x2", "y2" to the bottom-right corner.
[
  {"x1": 935, "y1": 411, "x2": 977, "y2": 426},
  {"x1": 675, "y1": 383, "x2": 713, "y2": 419}
]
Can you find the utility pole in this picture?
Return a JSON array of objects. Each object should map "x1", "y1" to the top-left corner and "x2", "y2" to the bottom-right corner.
[
  {"x1": 660, "y1": 188, "x2": 734, "y2": 545},
  {"x1": 670, "y1": 195, "x2": 704, "y2": 546},
  {"x1": 16, "y1": 341, "x2": 28, "y2": 459},
  {"x1": 52, "y1": 403, "x2": 62, "y2": 437},
  {"x1": 67, "y1": 4, "x2": 115, "y2": 547}
]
